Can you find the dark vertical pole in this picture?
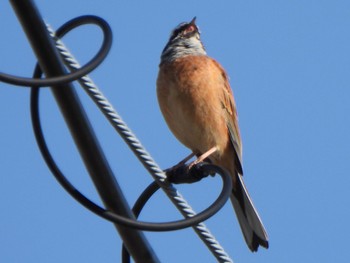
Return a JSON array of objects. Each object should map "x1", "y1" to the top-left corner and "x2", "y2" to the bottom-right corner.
[{"x1": 9, "y1": 0, "x2": 159, "y2": 262}]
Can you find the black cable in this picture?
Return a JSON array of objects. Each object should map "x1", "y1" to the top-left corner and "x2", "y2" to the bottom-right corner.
[
  {"x1": 29, "y1": 16, "x2": 233, "y2": 232},
  {"x1": 0, "y1": 15, "x2": 111, "y2": 87}
]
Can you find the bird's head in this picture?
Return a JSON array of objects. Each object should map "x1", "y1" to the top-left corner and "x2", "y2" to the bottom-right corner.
[
  {"x1": 169, "y1": 17, "x2": 201, "y2": 42},
  {"x1": 160, "y1": 17, "x2": 206, "y2": 64}
]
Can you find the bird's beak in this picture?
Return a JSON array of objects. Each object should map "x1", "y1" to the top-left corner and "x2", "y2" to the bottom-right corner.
[{"x1": 189, "y1": 17, "x2": 197, "y2": 26}]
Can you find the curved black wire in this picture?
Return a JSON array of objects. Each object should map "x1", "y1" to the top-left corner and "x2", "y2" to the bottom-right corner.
[
  {"x1": 121, "y1": 162, "x2": 232, "y2": 262},
  {"x1": 29, "y1": 16, "x2": 233, "y2": 232},
  {"x1": 31, "y1": 86, "x2": 231, "y2": 230},
  {"x1": 0, "y1": 15, "x2": 111, "y2": 87}
]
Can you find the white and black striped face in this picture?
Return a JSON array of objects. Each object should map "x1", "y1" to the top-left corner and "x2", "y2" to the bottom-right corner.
[
  {"x1": 169, "y1": 17, "x2": 200, "y2": 42},
  {"x1": 160, "y1": 17, "x2": 206, "y2": 64}
]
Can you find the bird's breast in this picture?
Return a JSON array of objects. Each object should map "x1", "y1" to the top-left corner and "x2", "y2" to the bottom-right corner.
[{"x1": 157, "y1": 55, "x2": 230, "y2": 157}]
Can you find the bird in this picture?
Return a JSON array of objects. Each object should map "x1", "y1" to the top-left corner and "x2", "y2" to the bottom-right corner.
[{"x1": 156, "y1": 17, "x2": 269, "y2": 252}]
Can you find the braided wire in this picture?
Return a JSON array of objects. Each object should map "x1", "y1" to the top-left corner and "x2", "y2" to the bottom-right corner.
[{"x1": 46, "y1": 24, "x2": 233, "y2": 263}]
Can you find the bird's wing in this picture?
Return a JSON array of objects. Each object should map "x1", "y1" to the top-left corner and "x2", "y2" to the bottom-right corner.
[{"x1": 212, "y1": 59, "x2": 243, "y2": 174}]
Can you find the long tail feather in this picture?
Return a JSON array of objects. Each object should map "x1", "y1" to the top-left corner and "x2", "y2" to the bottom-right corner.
[{"x1": 230, "y1": 173, "x2": 269, "y2": 252}]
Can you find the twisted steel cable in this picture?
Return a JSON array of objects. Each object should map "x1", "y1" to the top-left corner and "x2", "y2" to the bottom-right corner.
[{"x1": 46, "y1": 24, "x2": 233, "y2": 263}]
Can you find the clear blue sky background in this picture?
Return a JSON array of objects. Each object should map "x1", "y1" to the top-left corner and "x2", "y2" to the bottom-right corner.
[{"x1": 1, "y1": 1, "x2": 349, "y2": 262}]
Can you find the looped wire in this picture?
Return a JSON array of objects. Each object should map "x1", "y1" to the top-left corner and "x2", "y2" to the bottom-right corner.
[{"x1": 0, "y1": 15, "x2": 111, "y2": 87}]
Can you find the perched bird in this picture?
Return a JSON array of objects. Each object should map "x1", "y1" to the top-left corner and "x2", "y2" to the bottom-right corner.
[{"x1": 157, "y1": 17, "x2": 269, "y2": 251}]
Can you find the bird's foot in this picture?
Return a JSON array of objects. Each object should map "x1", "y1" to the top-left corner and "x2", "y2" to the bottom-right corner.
[{"x1": 188, "y1": 146, "x2": 218, "y2": 169}]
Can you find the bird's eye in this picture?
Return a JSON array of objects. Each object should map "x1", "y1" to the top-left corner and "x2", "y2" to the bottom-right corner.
[{"x1": 183, "y1": 25, "x2": 196, "y2": 35}]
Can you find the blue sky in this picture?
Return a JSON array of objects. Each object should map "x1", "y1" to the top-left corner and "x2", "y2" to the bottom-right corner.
[{"x1": 1, "y1": 1, "x2": 350, "y2": 262}]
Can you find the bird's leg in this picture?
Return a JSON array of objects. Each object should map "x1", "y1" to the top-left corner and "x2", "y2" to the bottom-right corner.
[
  {"x1": 177, "y1": 152, "x2": 196, "y2": 165},
  {"x1": 164, "y1": 152, "x2": 196, "y2": 173},
  {"x1": 166, "y1": 147, "x2": 217, "y2": 174},
  {"x1": 189, "y1": 146, "x2": 218, "y2": 169}
]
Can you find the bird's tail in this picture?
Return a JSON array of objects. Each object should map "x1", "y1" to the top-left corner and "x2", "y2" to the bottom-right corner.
[{"x1": 230, "y1": 173, "x2": 269, "y2": 252}]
